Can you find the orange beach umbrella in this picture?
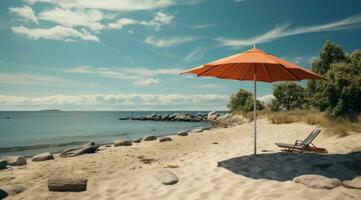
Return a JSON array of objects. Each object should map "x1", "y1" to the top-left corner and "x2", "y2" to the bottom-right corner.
[{"x1": 181, "y1": 47, "x2": 325, "y2": 155}]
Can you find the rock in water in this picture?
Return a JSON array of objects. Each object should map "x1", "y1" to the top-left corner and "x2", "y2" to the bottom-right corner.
[
  {"x1": 32, "y1": 152, "x2": 54, "y2": 162},
  {"x1": 132, "y1": 138, "x2": 142, "y2": 143},
  {"x1": 0, "y1": 185, "x2": 26, "y2": 197},
  {"x1": 293, "y1": 174, "x2": 341, "y2": 189},
  {"x1": 159, "y1": 137, "x2": 172, "y2": 142},
  {"x1": 60, "y1": 142, "x2": 99, "y2": 158},
  {"x1": 142, "y1": 135, "x2": 157, "y2": 141},
  {"x1": 0, "y1": 159, "x2": 7, "y2": 170},
  {"x1": 177, "y1": 131, "x2": 188, "y2": 136},
  {"x1": 113, "y1": 140, "x2": 132, "y2": 146},
  {"x1": 153, "y1": 169, "x2": 179, "y2": 185},
  {"x1": 343, "y1": 176, "x2": 361, "y2": 189},
  {"x1": 48, "y1": 178, "x2": 88, "y2": 192},
  {"x1": 3, "y1": 156, "x2": 27, "y2": 166}
]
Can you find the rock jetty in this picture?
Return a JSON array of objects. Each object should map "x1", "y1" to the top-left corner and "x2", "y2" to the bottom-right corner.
[{"x1": 129, "y1": 112, "x2": 228, "y2": 122}]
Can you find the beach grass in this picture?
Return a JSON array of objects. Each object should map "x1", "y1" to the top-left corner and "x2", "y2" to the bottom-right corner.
[{"x1": 239, "y1": 109, "x2": 361, "y2": 137}]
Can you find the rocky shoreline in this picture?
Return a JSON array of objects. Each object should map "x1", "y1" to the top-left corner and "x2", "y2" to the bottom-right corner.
[{"x1": 120, "y1": 111, "x2": 229, "y2": 122}]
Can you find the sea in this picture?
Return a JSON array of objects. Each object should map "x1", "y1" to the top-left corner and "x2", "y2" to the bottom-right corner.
[{"x1": 0, "y1": 111, "x2": 213, "y2": 157}]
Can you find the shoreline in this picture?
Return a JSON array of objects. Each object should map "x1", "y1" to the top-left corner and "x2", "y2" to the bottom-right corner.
[{"x1": 1, "y1": 119, "x2": 361, "y2": 199}]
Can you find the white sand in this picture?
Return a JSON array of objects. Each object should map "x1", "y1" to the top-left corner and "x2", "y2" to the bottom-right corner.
[{"x1": 1, "y1": 119, "x2": 361, "y2": 200}]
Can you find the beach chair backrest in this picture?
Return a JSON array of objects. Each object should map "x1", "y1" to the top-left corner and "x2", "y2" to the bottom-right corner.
[{"x1": 303, "y1": 128, "x2": 321, "y2": 145}]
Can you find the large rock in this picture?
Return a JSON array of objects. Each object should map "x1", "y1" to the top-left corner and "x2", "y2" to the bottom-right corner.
[
  {"x1": 207, "y1": 111, "x2": 218, "y2": 120},
  {"x1": 60, "y1": 142, "x2": 99, "y2": 158},
  {"x1": 217, "y1": 113, "x2": 230, "y2": 121},
  {"x1": 3, "y1": 156, "x2": 27, "y2": 166},
  {"x1": 48, "y1": 178, "x2": 88, "y2": 192},
  {"x1": 153, "y1": 169, "x2": 179, "y2": 185},
  {"x1": 113, "y1": 140, "x2": 132, "y2": 147},
  {"x1": 32, "y1": 152, "x2": 54, "y2": 162},
  {"x1": 177, "y1": 131, "x2": 188, "y2": 136},
  {"x1": 0, "y1": 185, "x2": 26, "y2": 197},
  {"x1": 132, "y1": 138, "x2": 142, "y2": 143},
  {"x1": 159, "y1": 137, "x2": 172, "y2": 142},
  {"x1": 293, "y1": 174, "x2": 341, "y2": 189},
  {"x1": 343, "y1": 176, "x2": 361, "y2": 189},
  {"x1": 142, "y1": 135, "x2": 157, "y2": 141},
  {"x1": 0, "y1": 159, "x2": 7, "y2": 169}
]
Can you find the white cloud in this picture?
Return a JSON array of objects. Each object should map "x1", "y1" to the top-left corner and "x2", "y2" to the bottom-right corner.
[
  {"x1": 184, "y1": 47, "x2": 206, "y2": 61},
  {"x1": 26, "y1": 0, "x2": 202, "y2": 12},
  {"x1": 38, "y1": 7, "x2": 107, "y2": 32},
  {"x1": 107, "y1": 12, "x2": 173, "y2": 31},
  {"x1": 217, "y1": 14, "x2": 361, "y2": 48},
  {"x1": 11, "y1": 25, "x2": 99, "y2": 42},
  {"x1": 107, "y1": 18, "x2": 138, "y2": 29},
  {"x1": 9, "y1": 6, "x2": 38, "y2": 24},
  {"x1": 145, "y1": 36, "x2": 198, "y2": 47},
  {"x1": 64, "y1": 65, "x2": 183, "y2": 86},
  {"x1": 190, "y1": 23, "x2": 216, "y2": 29},
  {"x1": 0, "y1": 93, "x2": 227, "y2": 110},
  {"x1": 257, "y1": 94, "x2": 274, "y2": 106}
]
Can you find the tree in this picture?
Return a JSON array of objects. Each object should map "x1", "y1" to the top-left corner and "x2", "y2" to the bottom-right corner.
[
  {"x1": 273, "y1": 82, "x2": 306, "y2": 110},
  {"x1": 227, "y1": 89, "x2": 264, "y2": 112},
  {"x1": 307, "y1": 41, "x2": 347, "y2": 111},
  {"x1": 323, "y1": 50, "x2": 361, "y2": 117}
]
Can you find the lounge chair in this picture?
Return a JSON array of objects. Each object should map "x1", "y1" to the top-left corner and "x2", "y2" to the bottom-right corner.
[{"x1": 275, "y1": 128, "x2": 328, "y2": 153}]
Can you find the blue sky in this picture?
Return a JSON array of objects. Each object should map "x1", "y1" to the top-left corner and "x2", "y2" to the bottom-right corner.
[{"x1": 0, "y1": 0, "x2": 361, "y2": 111}]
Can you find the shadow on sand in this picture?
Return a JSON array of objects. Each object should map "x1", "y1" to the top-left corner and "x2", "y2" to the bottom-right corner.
[{"x1": 218, "y1": 152, "x2": 361, "y2": 181}]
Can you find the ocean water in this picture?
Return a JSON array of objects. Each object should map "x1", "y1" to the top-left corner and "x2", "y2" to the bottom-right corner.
[{"x1": 0, "y1": 111, "x2": 211, "y2": 157}]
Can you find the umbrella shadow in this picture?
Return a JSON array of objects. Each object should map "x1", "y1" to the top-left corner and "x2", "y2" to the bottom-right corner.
[{"x1": 218, "y1": 152, "x2": 361, "y2": 181}]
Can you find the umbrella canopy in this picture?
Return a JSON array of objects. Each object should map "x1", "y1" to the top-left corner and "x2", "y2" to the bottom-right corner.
[{"x1": 181, "y1": 47, "x2": 325, "y2": 155}]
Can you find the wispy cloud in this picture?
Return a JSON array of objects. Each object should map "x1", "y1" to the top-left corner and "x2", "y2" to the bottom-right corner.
[
  {"x1": 64, "y1": 65, "x2": 183, "y2": 86},
  {"x1": 11, "y1": 25, "x2": 100, "y2": 42},
  {"x1": 190, "y1": 23, "x2": 216, "y2": 29},
  {"x1": 145, "y1": 36, "x2": 198, "y2": 47},
  {"x1": 25, "y1": 0, "x2": 203, "y2": 12},
  {"x1": 184, "y1": 47, "x2": 206, "y2": 61},
  {"x1": 107, "y1": 12, "x2": 173, "y2": 31},
  {"x1": 217, "y1": 14, "x2": 361, "y2": 48},
  {"x1": 10, "y1": 6, "x2": 38, "y2": 24},
  {"x1": 0, "y1": 93, "x2": 227, "y2": 111}
]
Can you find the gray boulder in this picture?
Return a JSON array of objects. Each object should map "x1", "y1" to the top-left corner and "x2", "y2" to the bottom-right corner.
[
  {"x1": 159, "y1": 137, "x2": 172, "y2": 142},
  {"x1": 0, "y1": 185, "x2": 26, "y2": 197},
  {"x1": 177, "y1": 131, "x2": 188, "y2": 136},
  {"x1": 153, "y1": 169, "x2": 179, "y2": 185},
  {"x1": 207, "y1": 111, "x2": 218, "y2": 120},
  {"x1": 142, "y1": 135, "x2": 157, "y2": 141},
  {"x1": 343, "y1": 176, "x2": 361, "y2": 189},
  {"x1": 32, "y1": 152, "x2": 54, "y2": 162},
  {"x1": 293, "y1": 174, "x2": 341, "y2": 189},
  {"x1": 113, "y1": 140, "x2": 132, "y2": 147},
  {"x1": 60, "y1": 142, "x2": 99, "y2": 158},
  {"x1": 48, "y1": 178, "x2": 88, "y2": 192},
  {"x1": 0, "y1": 159, "x2": 7, "y2": 169},
  {"x1": 132, "y1": 138, "x2": 142, "y2": 143},
  {"x1": 3, "y1": 156, "x2": 27, "y2": 166},
  {"x1": 217, "y1": 113, "x2": 230, "y2": 121}
]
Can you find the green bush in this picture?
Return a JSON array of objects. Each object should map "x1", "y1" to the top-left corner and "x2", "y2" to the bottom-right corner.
[{"x1": 227, "y1": 89, "x2": 264, "y2": 112}]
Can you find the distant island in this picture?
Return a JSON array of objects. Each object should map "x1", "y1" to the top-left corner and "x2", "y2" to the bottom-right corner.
[{"x1": 38, "y1": 109, "x2": 61, "y2": 112}]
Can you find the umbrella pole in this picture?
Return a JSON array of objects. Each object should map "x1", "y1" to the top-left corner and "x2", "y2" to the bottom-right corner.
[{"x1": 253, "y1": 72, "x2": 257, "y2": 155}]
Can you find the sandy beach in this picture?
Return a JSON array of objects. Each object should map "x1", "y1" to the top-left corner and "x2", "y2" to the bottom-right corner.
[{"x1": 1, "y1": 119, "x2": 361, "y2": 200}]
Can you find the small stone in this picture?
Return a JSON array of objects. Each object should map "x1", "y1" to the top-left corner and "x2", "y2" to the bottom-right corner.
[
  {"x1": 32, "y1": 152, "x2": 54, "y2": 162},
  {"x1": 48, "y1": 178, "x2": 88, "y2": 192},
  {"x1": 164, "y1": 164, "x2": 179, "y2": 168},
  {"x1": 212, "y1": 142, "x2": 218, "y2": 144},
  {"x1": 153, "y1": 169, "x2": 179, "y2": 185},
  {"x1": 343, "y1": 176, "x2": 361, "y2": 189},
  {"x1": 190, "y1": 128, "x2": 203, "y2": 133},
  {"x1": 142, "y1": 135, "x2": 157, "y2": 141},
  {"x1": 293, "y1": 174, "x2": 341, "y2": 189},
  {"x1": 3, "y1": 156, "x2": 27, "y2": 166},
  {"x1": 177, "y1": 131, "x2": 188, "y2": 136},
  {"x1": 0, "y1": 159, "x2": 7, "y2": 170},
  {"x1": 159, "y1": 137, "x2": 172, "y2": 142},
  {"x1": 113, "y1": 140, "x2": 132, "y2": 147}
]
